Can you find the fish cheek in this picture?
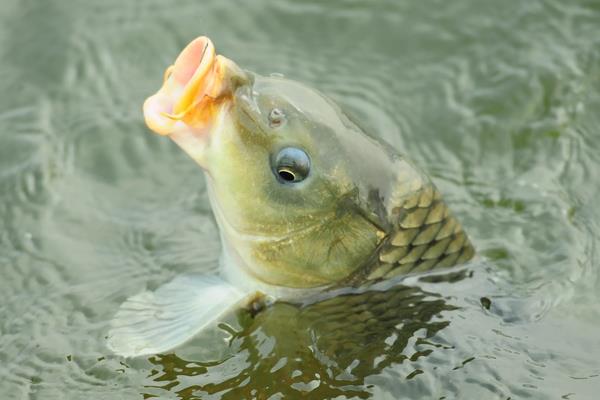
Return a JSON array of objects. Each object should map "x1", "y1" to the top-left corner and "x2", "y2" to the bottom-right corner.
[
  {"x1": 250, "y1": 206, "x2": 382, "y2": 288},
  {"x1": 207, "y1": 130, "x2": 279, "y2": 231},
  {"x1": 247, "y1": 160, "x2": 383, "y2": 287}
]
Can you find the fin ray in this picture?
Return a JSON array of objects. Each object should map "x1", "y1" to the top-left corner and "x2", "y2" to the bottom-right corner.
[{"x1": 107, "y1": 274, "x2": 246, "y2": 357}]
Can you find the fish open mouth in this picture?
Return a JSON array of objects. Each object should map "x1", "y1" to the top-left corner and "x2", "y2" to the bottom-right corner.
[{"x1": 143, "y1": 36, "x2": 245, "y2": 137}]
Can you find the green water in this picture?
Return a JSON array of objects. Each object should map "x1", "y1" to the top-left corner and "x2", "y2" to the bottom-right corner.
[{"x1": 1, "y1": 0, "x2": 600, "y2": 398}]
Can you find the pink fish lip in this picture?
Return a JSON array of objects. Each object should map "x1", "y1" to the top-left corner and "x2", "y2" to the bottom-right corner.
[
  {"x1": 142, "y1": 36, "x2": 244, "y2": 137},
  {"x1": 171, "y1": 38, "x2": 212, "y2": 89}
]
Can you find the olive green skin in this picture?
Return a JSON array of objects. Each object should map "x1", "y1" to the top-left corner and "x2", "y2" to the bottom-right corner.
[{"x1": 203, "y1": 73, "x2": 474, "y2": 289}]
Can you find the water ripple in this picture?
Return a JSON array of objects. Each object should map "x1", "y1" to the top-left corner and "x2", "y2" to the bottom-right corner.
[{"x1": 1, "y1": 0, "x2": 600, "y2": 398}]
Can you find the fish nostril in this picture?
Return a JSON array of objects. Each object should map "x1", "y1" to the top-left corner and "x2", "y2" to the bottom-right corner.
[{"x1": 268, "y1": 108, "x2": 286, "y2": 128}]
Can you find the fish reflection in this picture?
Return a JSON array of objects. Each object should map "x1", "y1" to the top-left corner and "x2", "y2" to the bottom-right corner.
[{"x1": 143, "y1": 274, "x2": 465, "y2": 399}]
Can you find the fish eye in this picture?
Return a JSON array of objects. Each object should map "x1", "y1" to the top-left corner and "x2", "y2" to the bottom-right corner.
[
  {"x1": 268, "y1": 108, "x2": 286, "y2": 128},
  {"x1": 272, "y1": 147, "x2": 310, "y2": 184}
]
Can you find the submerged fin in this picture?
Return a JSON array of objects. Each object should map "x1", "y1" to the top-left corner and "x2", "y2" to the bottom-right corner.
[{"x1": 107, "y1": 274, "x2": 248, "y2": 357}]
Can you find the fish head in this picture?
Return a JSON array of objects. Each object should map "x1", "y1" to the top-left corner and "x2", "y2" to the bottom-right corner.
[{"x1": 143, "y1": 37, "x2": 421, "y2": 290}]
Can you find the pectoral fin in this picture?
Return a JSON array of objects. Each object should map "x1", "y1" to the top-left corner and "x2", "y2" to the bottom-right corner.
[{"x1": 107, "y1": 274, "x2": 247, "y2": 357}]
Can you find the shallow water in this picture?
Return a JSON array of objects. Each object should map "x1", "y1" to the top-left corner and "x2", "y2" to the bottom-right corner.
[{"x1": 1, "y1": 0, "x2": 600, "y2": 398}]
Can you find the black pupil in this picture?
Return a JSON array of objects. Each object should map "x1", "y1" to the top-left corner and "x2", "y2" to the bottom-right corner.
[
  {"x1": 278, "y1": 169, "x2": 296, "y2": 182},
  {"x1": 273, "y1": 147, "x2": 310, "y2": 184}
]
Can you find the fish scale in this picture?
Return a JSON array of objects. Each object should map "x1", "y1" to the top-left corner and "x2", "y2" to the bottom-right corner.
[
  {"x1": 350, "y1": 184, "x2": 475, "y2": 284},
  {"x1": 380, "y1": 185, "x2": 474, "y2": 278}
]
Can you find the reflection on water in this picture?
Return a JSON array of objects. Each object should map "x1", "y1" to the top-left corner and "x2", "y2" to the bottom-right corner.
[
  {"x1": 1, "y1": 0, "x2": 600, "y2": 398},
  {"x1": 144, "y1": 276, "x2": 459, "y2": 399},
  {"x1": 139, "y1": 265, "x2": 599, "y2": 399}
]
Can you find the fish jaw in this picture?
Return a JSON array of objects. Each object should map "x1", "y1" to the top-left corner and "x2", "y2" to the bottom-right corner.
[{"x1": 142, "y1": 36, "x2": 248, "y2": 167}]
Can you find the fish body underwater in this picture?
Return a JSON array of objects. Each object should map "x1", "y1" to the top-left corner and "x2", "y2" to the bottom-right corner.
[{"x1": 107, "y1": 37, "x2": 474, "y2": 357}]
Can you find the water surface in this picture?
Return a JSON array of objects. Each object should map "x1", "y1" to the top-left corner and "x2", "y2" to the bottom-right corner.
[{"x1": 1, "y1": 0, "x2": 599, "y2": 398}]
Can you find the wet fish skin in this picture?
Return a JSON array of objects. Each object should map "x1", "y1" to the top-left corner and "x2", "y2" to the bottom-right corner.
[
  {"x1": 142, "y1": 36, "x2": 475, "y2": 289},
  {"x1": 107, "y1": 36, "x2": 475, "y2": 358}
]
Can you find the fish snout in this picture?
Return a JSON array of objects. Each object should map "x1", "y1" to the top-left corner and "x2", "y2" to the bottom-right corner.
[{"x1": 143, "y1": 36, "x2": 248, "y2": 137}]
